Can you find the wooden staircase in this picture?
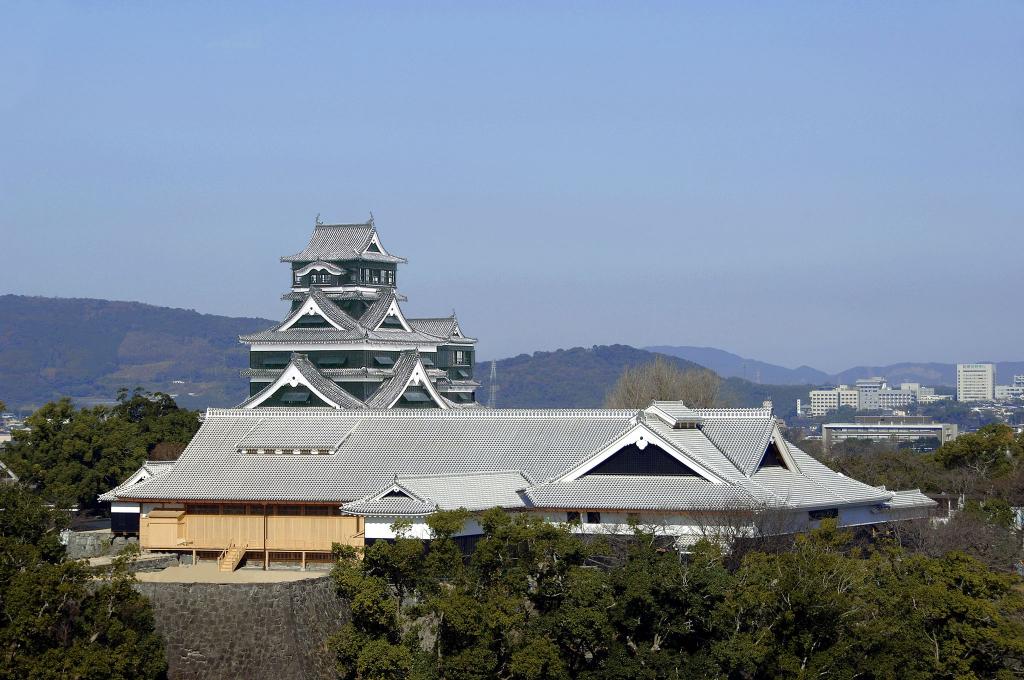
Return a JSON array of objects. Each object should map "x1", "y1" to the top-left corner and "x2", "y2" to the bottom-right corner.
[{"x1": 217, "y1": 543, "x2": 246, "y2": 572}]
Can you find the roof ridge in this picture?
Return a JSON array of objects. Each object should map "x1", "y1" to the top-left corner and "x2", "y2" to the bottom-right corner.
[
  {"x1": 206, "y1": 407, "x2": 641, "y2": 418},
  {"x1": 399, "y1": 469, "x2": 528, "y2": 480}
]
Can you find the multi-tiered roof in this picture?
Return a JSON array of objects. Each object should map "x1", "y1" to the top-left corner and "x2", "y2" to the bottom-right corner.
[{"x1": 239, "y1": 219, "x2": 479, "y2": 409}]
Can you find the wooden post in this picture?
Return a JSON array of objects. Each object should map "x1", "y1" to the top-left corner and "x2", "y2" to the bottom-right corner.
[
  {"x1": 301, "y1": 551, "x2": 306, "y2": 571},
  {"x1": 192, "y1": 549, "x2": 196, "y2": 566}
]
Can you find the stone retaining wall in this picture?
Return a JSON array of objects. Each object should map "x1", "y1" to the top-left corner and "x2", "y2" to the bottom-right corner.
[{"x1": 135, "y1": 577, "x2": 347, "y2": 680}]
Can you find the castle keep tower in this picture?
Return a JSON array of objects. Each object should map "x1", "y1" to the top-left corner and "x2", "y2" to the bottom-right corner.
[{"x1": 238, "y1": 218, "x2": 478, "y2": 409}]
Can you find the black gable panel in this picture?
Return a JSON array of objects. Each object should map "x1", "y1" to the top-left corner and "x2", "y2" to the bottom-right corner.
[
  {"x1": 584, "y1": 442, "x2": 698, "y2": 477},
  {"x1": 758, "y1": 441, "x2": 788, "y2": 470}
]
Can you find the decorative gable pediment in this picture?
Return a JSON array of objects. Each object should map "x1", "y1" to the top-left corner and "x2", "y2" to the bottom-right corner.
[
  {"x1": 280, "y1": 296, "x2": 349, "y2": 331},
  {"x1": 242, "y1": 361, "x2": 348, "y2": 409},
  {"x1": 374, "y1": 300, "x2": 412, "y2": 332},
  {"x1": 557, "y1": 424, "x2": 723, "y2": 484},
  {"x1": 759, "y1": 426, "x2": 799, "y2": 473}
]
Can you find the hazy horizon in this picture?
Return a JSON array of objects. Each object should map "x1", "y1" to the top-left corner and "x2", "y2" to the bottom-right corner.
[{"x1": 2, "y1": 3, "x2": 1021, "y2": 373}]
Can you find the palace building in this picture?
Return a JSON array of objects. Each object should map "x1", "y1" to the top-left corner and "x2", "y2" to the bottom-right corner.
[
  {"x1": 100, "y1": 217, "x2": 937, "y2": 570},
  {"x1": 239, "y1": 218, "x2": 478, "y2": 409}
]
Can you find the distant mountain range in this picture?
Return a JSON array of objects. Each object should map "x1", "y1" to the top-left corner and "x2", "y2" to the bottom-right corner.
[
  {"x1": 1, "y1": 294, "x2": 1019, "y2": 417},
  {"x1": 474, "y1": 345, "x2": 811, "y2": 418},
  {"x1": 0, "y1": 295, "x2": 273, "y2": 411},
  {"x1": 648, "y1": 345, "x2": 1024, "y2": 389}
]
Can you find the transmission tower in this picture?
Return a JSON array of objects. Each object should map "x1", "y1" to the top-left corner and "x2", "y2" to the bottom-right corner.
[{"x1": 487, "y1": 360, "x2": 498, "y2": 409}]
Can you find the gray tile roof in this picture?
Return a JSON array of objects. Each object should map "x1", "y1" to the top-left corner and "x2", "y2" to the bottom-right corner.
[
  {"x1": 98, "y1": 460, "x2": 176, "y2": 502},
  {"x1": 281, "y1": 223, "x2": 406, "y2": 264},
  {"x1": 363, "y1": 351, "x2": 441, "y2": 409},
  {"x1": 341, "y1": 471, "x2": 532, "y2": 516},
  {"x1": 238, "y1": 326, "x2": 443, "y2": 346},
  {"x1": 306, "y1": 287, "x2": 361, "y2": 330},
  {"x1": 341, "y1": 496, "x2": 439, "y2": 517},
  {"x1": 237, "y1": 354, "x2": 366, "y2": 409},
  {"x1": 401, "y1": 471, "x2": 532, "y2": 511},
  {"x1": 521, "y1": 476, "x2": 759, "y2": 512},
  {"x1": 359, "y1": 288, "x2": 400, "y2": 331},
  {"x1": 281, "y1": 289, "x2": 407, "y2": 303},
  {"x1": 110, "y1": 408, "x2": 635, "y2": 503},
  {"x1": 883, "y1": 489, "x2": 937, "y2": 509},
  {"x1": 407, "y1": 316, "x2": 477, "y2": 342},
  {"x1": 104, "y1": 405, "x2": 934, "y2": 518}
]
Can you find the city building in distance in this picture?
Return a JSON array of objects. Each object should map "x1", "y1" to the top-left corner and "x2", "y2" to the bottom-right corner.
[
  {"x1": 806, "y1": 378, "x2": 948, "y2": 417},
  {"x1": 994, "y1": 375, "x2": 1024, "y2": 401},
  {"x1": 957, "y1": 363, "x2": 995, "y2": 402},
  {"x1": 822, "y1": 416, "x2": 958, "y2": 453}
]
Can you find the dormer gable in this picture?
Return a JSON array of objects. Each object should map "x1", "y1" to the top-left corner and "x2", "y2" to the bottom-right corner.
[
  {"x1": 365, "y1": 352, "x2": 450, "y2": 409},
  {"x1": 555, "y1": 423, "x2": 724, "y2": 484},
  {"x1": 277, "y1": 290, "x2": 358, "y2": 332}
]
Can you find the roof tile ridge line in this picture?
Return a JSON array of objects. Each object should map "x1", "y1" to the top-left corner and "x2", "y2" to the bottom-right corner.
[
  {"x1": 399, "y1": 469, "x2": 528, "y2": 480},
  {"x1": 206, "y1": 407, "x2": 640, "y2": 418},
  {"x1": 233, "y1": 418, "x2": 267, "y2": 450},
  {"x1": 652, "y1": 416, "x2": 749, "y2": 478},
  {"x1": 309, "y1": 286, "x2": 360, "y2": 329},
  {"x1": 332, "y1": 420, "x2": 363, "y2": 452}
]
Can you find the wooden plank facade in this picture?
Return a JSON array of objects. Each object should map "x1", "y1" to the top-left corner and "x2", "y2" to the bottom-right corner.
[{"x1": 139, "y1": 504, "x2": 364, "y2": 553}]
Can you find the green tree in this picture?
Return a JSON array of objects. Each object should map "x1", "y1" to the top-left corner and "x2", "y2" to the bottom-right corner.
[
  {"x1": 5, "y1": 392, "x2": 199, "y2": 511},
  {"x1": 0, "y1": 485, "x2": 166, "y2": 679},
  {"x1": 935, "y1": 423, "x2": 1023, "y2": 476}
]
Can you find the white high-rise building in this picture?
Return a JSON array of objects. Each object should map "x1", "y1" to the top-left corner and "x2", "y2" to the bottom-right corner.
[
  {"x1": 808, "y1": 386, "x2": 859, "y2": 416},
  {"x1": 956, "y1": 363, "x2": 995, "y2": 402},
  {"x1": 855, "y1": 377, "x2": 887, "y2": 411}
]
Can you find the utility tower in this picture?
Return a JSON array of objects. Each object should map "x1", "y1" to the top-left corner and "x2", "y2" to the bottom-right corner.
[{"x1": 487, "y1": 360, "x2": 498, "y2": 409}]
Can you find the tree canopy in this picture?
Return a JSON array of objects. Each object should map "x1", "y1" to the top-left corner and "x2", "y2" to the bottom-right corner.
[
  {"x1": 328, "y1": 512, "x2": 1024, "y2": 679},
  {"x1": 4, "y1": 390, "x2": 199, "y2": 511},
  {"x1": 0, "y1": 484, "x2": 166, "y2": 679}
]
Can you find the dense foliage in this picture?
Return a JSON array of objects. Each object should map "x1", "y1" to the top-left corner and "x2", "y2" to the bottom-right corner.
[
  {"x1": 328, "y1": 512, "x2": 1024, "y2": 679},
  {"x1": 0, "y1": 294, "x2": 272, "y2": 411},
  {"x1": 0, "y1": 484, "x2": 166, "y2": 679},
  {"x1": 801, "y1": 423, "x2": 1024, "y2": 572},
  {"x1": 4, "y1": 390, "x2": 199, "y2": 511}
]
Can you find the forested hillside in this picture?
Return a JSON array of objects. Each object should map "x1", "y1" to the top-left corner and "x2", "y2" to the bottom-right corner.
[
  {"x1": 476, "y1": 345, "x2": 817, "y2": 417},
  {"x1": 0, "y1": 295, "x2": 273, "y2": 411}
]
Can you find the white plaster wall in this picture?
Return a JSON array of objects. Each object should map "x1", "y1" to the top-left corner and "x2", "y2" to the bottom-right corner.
[{"x1": 364, "y1": 517, "x2": 484, "y2": 540}]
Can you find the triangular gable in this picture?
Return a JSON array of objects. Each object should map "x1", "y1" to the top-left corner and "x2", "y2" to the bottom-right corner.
[
  {"x1": 763, "y1": 426, "x2": 800, "y2": 473},
  {"x1": 346, "y1": 481, "x2": 431, "y2": 507},
  {"x1": 756, "y1": 441, "x2": 789, "y2": 470},
  {"x1": 391, "y1": 360, "x2": 449, "y2": 409},
  {"x1": 362, "y1": 230, "x2": 388, "y2": 257},
  {"x1": 373, "y1": 299, "x2": 412, "y2": 332},
  {"x1": 583, "y1": 442, "x2": 699, "y2": 477},
  {"x1": 241, "y1": 360, "x2": 355, "y2": 409},
  {"x1": 366, "y1": 354, "x2": 450, "y2": 410},
  {"x1": 556, "y1": 423, "x2": 724, "y2": 484},
  {"x1": 279, "y1": 294, "x2": 351, "y2": 331}
]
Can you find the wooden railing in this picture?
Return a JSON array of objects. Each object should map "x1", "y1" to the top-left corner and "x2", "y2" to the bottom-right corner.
[{"x1": 217, "y1": 542, "x2": 247, "y2": 572}]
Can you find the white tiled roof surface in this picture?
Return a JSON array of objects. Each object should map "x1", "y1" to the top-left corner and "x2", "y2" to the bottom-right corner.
[
  {"x1": 108, "y1": 406, "x2": 931, "y2": 515},
  {"x1": 281, "y1": 223, "x2": 406, "y2": 264},
  {"x1": 522, "y1": 476, "x2": 759, "y2": 511},
  {"x1": 401, "y1": 471, "x2": 532, "y2": 511},
  {"x1": 114, "y1": 409, "x2": 634, "y2": 503}
]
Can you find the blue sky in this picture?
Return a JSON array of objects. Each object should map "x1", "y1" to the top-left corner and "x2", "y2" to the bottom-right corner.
[{"x1": 1, "y1": 2, "x2": 1021, "y2": 372}]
